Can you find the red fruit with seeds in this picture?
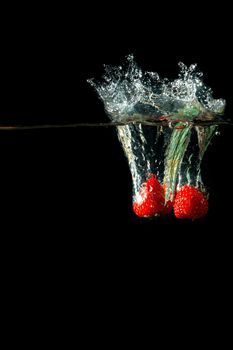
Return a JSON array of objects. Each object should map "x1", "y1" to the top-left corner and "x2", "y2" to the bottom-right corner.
[
  {"x1": 174, "y1": 185, "x2": 208, "y2": 220},
  {"x1": 133, "y1": 175, "x2": 171, "y2": 217}
]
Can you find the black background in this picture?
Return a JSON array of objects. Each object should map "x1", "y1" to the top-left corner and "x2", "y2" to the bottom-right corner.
[
  {"x1": 0, "y1": 5, "x2": 232, "y2": 330},
  {"x1": 1, "y1": 9, "x2": 232, "y2": 234}
]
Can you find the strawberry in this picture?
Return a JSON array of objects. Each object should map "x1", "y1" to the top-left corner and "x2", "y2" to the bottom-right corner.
[
  {"x1": 174, "y1": 185, "x2": 208, "y2": 220},
  {"x1": 133, "y1": 174, "x2": 172, "y2": 217}
]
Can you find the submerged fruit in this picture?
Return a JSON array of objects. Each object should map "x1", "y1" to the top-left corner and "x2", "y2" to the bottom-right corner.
[
  {"x1": 133, "y1": 175, "x2": 172, "y2": 217},
  {"x1": 174, "y1": 185, "x2": 208, "y2": 220}
]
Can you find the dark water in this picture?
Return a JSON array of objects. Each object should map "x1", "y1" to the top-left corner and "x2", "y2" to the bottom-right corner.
[{"x1": 0, "y1": 123, "x2": 232, "y2": 231}]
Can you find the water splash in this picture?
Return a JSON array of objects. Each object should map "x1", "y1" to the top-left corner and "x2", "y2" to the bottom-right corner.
[
  {"x1": 88, "y1": 55, "x2": 226, "y2": 217},
  {"x1": 87, "y1": 54, "x2": 225, "y2": 122}
]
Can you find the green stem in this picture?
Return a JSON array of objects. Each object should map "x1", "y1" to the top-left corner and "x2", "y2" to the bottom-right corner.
[{"x1": 164, "y1": 124, "x2": 192, "y2": 201}]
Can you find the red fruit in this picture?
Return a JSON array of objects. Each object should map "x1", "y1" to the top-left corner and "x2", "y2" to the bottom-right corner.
[
  {"x1": 133, "y1": 175, "x2": 170, "y2": 217},
  {"x1": 174, "y1": 185, "x2": 208, "y2": 220}
]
